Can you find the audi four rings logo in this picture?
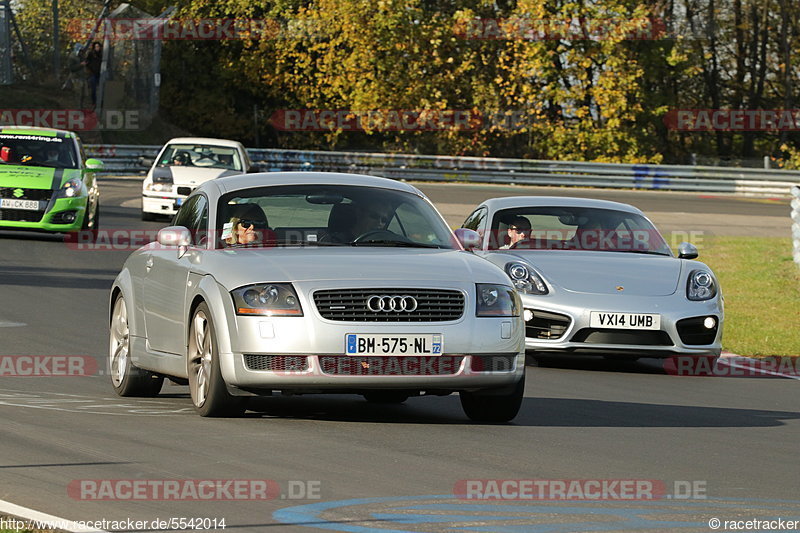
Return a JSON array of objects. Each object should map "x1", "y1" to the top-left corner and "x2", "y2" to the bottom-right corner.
[{"x1": 366, "y1": 295, "x2": 418, "y2": 312}]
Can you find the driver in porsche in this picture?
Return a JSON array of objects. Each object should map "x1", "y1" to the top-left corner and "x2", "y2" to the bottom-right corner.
[{"x1": 500, "y1": 215, "x2": 531, "y2": 249}]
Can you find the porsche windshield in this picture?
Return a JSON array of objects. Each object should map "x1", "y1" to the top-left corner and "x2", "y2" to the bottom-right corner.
[
  {"x1": 490, "y1": 206, "x2": 671, "y2": 255},
  {"x1": 215, "y1": 184, "x2": 456, "y2": 250},
  {"x1": 0, "y1": 134, "x2": 79, "y2": 169}
]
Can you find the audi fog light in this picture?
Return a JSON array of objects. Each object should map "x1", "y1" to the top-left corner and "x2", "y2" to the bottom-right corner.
[
  {"x1": 232, "y1": 283, "x2": 303, "y2": 316},
  {"x1": 476, "y1": 283, "x2": 520, "y2": 317}
]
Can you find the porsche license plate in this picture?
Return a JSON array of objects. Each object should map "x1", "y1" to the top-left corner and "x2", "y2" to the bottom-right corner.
[
  {"x1": 0, "y1": 198, "x2": 43, "y2": 211},
  {"x1": 346, "y1": 334, "x2": 443, "y2": 356},
  {"x1": 590, "y1": 312, "x2": 661, "y2": 330}
]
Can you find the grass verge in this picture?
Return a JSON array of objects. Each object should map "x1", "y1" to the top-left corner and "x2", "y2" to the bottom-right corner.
[{"x1": 699, "y1": 236, "x2": 800, "y2": 356}]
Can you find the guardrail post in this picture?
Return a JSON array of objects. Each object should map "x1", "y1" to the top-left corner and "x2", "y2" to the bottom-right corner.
[{"x1": 792, "y1": 185, "x2": 800, "y2": 266}]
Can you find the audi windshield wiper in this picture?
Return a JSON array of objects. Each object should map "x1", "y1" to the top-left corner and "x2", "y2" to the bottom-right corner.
[
  {"x1": 350, "y1": 240, "x2": 443, "y2": 249},
  {"x1": 225, "y1": 240, "x2": 347, "y2": 248}
]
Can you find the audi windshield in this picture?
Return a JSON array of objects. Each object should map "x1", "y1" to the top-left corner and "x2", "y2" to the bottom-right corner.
[{"x1": 214, "y1": 184, "x2": 457, "y2": 249}]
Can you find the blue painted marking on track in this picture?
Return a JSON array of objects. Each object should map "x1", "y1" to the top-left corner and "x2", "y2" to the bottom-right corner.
[{"x1": 273, "y1": 495, "x2": 800, "y2": 533}]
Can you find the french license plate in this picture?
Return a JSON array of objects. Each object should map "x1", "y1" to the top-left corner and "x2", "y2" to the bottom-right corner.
[
  {"x1": 346, "y1": 334, "x2": 443, "y2": 356},
  {"x1": 0, "y1": 198, "x2": 43, "y2": 211},
  {"x1": 590, "y1": 312, "x2": 661, "y2": 330}
]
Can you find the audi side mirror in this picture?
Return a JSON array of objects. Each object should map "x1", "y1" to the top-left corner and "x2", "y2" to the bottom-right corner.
[{"x1": 157, "y1": 226, "x2": 192, "y2": 258}]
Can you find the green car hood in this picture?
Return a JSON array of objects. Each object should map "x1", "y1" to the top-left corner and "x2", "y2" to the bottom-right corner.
[{"x1": 0, "y1": 165, "x2": 80, "y2": 189}]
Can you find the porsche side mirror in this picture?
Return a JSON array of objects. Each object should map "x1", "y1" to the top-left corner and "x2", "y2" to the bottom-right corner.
[{"x1": 677, "y1": 242, "x2": 699, "y2": 259}]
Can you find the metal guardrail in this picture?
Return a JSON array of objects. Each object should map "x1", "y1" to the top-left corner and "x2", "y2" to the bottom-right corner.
[
  {"x1": 85, "y1": 144, "x2": 800, "y2": 197},
  {"x1": 792, "y1": 185, "x2": 800, "y2": 267}
]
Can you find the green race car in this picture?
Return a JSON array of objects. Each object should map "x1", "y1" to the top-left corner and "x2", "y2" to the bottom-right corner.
[{"x1": 0, "y1": 126, "x2": 102, "y2": 234}]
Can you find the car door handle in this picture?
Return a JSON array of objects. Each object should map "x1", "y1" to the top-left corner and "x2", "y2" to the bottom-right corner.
[{"x1": 145, "y1": 257, "x2": 154, "y2": 271}]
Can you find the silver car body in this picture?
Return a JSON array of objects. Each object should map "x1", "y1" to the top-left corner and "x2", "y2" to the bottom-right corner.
[
  {"x1": 463, "y1": 196, "x2": 723, "y2": 357},
  {"x1": 115, "y1": 173, "x2": 525, "y2": 396},
  {"x1": 142, "y1": 137, "x2": 253, "y2": 218}
]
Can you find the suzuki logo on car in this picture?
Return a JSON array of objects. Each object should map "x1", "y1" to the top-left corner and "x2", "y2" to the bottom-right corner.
[
  {"x1": 12, "y1": 188, "x2": 24, "y2": 198},
  {"x1": 366, "y1": 295, "x2": 418, "y2": 313}
]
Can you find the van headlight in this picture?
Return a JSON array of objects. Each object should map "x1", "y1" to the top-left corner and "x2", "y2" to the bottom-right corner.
[{"x1": 505, "y1": 262, "x2": 548, "y2": 295}]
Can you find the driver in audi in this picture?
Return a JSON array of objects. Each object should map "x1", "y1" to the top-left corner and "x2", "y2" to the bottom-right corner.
[
  {"x1": 322, "y1": 201, "x2": 394, "y2": 244},
  {"x1": 352, "y1": 204, "x2": 393, "y2": 237}
]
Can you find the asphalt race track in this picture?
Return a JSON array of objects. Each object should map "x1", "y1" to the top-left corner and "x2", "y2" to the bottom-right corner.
[{"x1": 0, "y1": 178, "x2": 797, "y2": 533}]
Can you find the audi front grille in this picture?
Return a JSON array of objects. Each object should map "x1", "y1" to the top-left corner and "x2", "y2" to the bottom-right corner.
[
  {"x1": 319, "y1": 356, "x2": 464, "y2": 375},
  {"x1": 244, "y1": 355, "x2": 309, "y2": 372},
  {"x1": 313, "y1": 288, "x2": 465, "y2": 322}
]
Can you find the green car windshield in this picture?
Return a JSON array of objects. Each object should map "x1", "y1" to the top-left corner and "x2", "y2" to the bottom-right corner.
[{"x1": 0, "y1": 133, "x2": 79, "y2": 169}]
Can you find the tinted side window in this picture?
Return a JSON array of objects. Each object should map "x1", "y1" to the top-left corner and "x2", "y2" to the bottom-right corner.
[
  {"x1": 173, "y1": 195, "x2": 208, "y2": 246},
  {"x1": 462, "y1": 207, "x2": 487, "y2": 231}
]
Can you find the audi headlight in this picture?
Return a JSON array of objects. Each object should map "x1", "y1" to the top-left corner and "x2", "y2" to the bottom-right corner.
[
  {"x1": 56, "y1": 178, "x2": 84, "y2": 198},
  {"x1": 476, "y1": 283, "x2": 520, "y2": 317},
  {"x1": 231, "y1": 283, "x2": 303, "y2": 316},
  {"x1": 145, "y1": 181, "x2": 173, "y2": 192},
  {"x1": 505, "y1": 262, "x2": 548, "y2": 295},
  {"x1": 687, "y1": 269, "x2": 717, "y2": 301}
]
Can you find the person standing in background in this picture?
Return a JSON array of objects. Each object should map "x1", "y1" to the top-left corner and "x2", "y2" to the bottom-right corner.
[{"x1": 82, "y1": 42, "x2": 103, "y2": 108}]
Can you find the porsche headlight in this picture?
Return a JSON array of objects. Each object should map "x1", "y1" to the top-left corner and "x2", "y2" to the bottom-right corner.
[
  {"x1": 56, "y1": 178, "x2": 84, "y2": 198},
  {"x1": 232, "y1": 283, "x2": 303, "y2": 316},
  {"x1": 687, "y1": 269, "x2": 717, "y2": 301},
  {"x1": 476, "y1": 283, "x2": 520, "y2": 317},
  {"x1": 505, "y1": 262, "x2": 548, "y2": 295}
]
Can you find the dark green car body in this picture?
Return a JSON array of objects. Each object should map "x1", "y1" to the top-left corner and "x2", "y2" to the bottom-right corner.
[{"x1": 0, "y1": 126, "x2": 102, "y2": 233}]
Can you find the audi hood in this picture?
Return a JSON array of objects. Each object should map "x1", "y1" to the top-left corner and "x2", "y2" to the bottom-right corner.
[{"x1": 186, "y1": 247, "x2": 510, "y2": 290}]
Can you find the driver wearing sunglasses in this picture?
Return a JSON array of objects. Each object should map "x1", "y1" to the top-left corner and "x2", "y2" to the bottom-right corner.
[
  {"x1": 224, "y1": 203, "x2": 273, "y2": 246},
  {"x1": 351, "y1": 206, "x2": 393, "y2": 237}
]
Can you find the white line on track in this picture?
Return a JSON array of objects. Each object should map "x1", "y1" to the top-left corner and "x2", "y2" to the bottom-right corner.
[
  {"x1": 0, "y1": 498, "x2": 107, "y2": 533},
  {"x1": 0, "y1": 321, "x2": 25, "y2": 328},
  {"x1": 718, "y1": 352, "x2": 800, "y2": 380}
]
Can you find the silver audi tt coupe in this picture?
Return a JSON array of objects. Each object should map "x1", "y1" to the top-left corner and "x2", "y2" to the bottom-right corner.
[
  {"x1": 461, "y1": 196, "x2": 723, "y2": 359},
  {"x1": 109, "y1": 172, "x2": 525, "y2": 420}
]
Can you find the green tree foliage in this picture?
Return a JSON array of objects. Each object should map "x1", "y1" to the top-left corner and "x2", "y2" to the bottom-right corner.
[
  {"x1": 10, "y1": 0, "x2": 800, "y2": 163},
  {"x1": 13, "y1": 0, "x2": 105, "y2": 78}
]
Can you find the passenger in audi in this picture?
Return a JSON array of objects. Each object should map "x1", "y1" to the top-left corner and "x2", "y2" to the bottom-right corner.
[{"x1": 223, "y1": 203, "x2": 275, "y2": 246}]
